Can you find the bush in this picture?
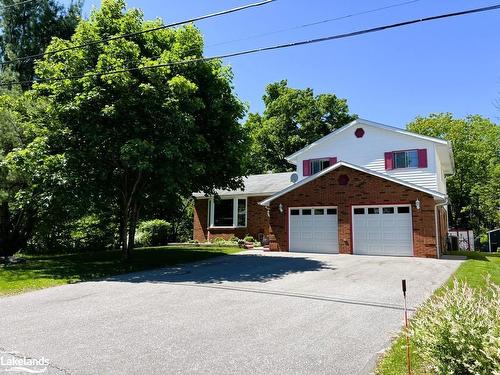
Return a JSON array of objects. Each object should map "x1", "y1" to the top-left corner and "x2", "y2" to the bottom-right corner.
[
  {"x1": 210, "y1": 237, "x2": 239, "y2": 246},
  {"x1": 411, "y1": 279, "x2": 500, "y2": 375},
  {"x1": 244, "y1": 235, "x2": 255, "y2": 243},
  {"x1": 229, "y1": 235, "x2": 240, "y2": 242},
  {"x1": 135, "y1": 220, "x2": 172, "y2": 247},
  {"x1": 27, "y1": 214, "x2": 117, "y2": 254}
]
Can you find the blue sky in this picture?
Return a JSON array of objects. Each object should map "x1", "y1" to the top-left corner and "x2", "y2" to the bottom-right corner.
[{"x1": 73, "y1": 0, "x2": 499, "y2": 127}]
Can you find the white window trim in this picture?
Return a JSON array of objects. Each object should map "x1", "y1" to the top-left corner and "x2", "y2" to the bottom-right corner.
[{"x1": 209, "y1": 197, "x2": 247, "y2": 229}]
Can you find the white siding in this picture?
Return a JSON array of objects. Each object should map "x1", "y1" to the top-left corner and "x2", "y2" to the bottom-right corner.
[
  {"x1": 434, "y1": 148, "x2": 447, "y2": 194},
  {"x1": 294, "y1": 123, "x2": 442, "y2": 192}
]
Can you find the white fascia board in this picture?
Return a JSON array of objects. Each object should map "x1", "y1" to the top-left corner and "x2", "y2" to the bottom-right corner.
[
  {"x1": 259, "y1": 161, "x2": 446, "y2": 206},
  {"x1": 193, "y1": 192, "x2": 276, "y2": 199},
  {"x1": 285, "y1": 118, "x2": 449, "y2": 163}
]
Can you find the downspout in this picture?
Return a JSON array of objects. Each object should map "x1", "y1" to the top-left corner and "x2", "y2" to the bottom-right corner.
[{"x1": 435, "y1": 198, "x2": 449, "y2": 259}]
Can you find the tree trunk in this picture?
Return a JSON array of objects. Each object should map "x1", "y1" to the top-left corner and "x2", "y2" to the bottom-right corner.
[
  {"x1": 0, "y1": 202, "x2": 10, "y2": 257},
  {"x1": 127, "y1": 202, "x2": 140, "y2": 253},
  {"x1": 0, "y1": 203, "x2": 29, "y2": 257},
  {"x1": 120, "y1": 171, "x2": 142, "y2": 260},
  {"x1": 120, "y1": 210, "x2": 129, "y2": 259}
]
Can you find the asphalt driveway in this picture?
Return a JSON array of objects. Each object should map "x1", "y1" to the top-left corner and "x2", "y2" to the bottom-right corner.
[{"x1": 0, "y1": 251, "x2": 461, "y2": 375}]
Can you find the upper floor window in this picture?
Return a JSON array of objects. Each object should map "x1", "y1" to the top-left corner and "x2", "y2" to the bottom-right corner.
[
  {"x1": 209, "y1": 198, "x2": 247, "y2": 228},
  {"x1": 303, "y1": 157, "x2": 337, "y2": 176},
  {"x1": 385, "y1": 149, "x2": 427, "y2": 170},
  {"x1": 311, "y1": 159, "x2": 330, "y2": 174},
  {"x1": 393, "y1": 150, "x2": 419, "y2": 169}
]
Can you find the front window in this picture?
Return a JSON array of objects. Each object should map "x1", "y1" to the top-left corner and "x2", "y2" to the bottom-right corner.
[
  {"x1": 210, "y1": 198, "x2": 247, "y2": 227},
  {"x1": 237, "y1": 199, "x2": 246, "y2": 227},
  {"x1": 310, "y1": 159, "x2": 330, "y2": 174},
  {"x1": 393, "y1": 150, "x2": 419, "y2": 169}
]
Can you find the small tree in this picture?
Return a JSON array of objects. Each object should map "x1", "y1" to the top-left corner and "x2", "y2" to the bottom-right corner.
[{"x1": 0, "y1": 92, "x2": 70, "y2": 256}]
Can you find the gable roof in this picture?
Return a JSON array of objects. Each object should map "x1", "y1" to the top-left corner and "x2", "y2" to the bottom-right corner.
[
  {"x1": 285, "y1": 118, "x2": 453, "y2": 164},
  {"x1": 259, "y1": 161, "x2": 446, "y2": 206},
  {"x1": 193, "y1": 172, "x2": 294, "y2": 198}
]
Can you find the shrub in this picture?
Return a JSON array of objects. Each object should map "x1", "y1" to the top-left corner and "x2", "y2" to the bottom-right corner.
[
  {"x1": 210, "y1": 237, "x2": 225, "y2": 244},
  {"x1": 411, "y1": 279, "x2": 500, "y2": 375},
  {"x1": 27, "y1": 214, "x2": 117, "y2": 254},
  {"x1": 244, "y1": 235, "x2": 255, "y2": 243},
  {"x1": 229, "y1": 235, "x2": 240, "y2": 242},
  {"x1": 135, "y1": 220, "x2": 172, "y2": 247},
  {"x1": 209, "y1": 237, "x2": 239, "y2": 246}
]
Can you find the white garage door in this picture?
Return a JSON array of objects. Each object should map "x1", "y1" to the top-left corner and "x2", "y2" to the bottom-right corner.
[
  {"x1": 352, "y1": 205, "x2": 413, "y2": 256},
  {"x1": 289, "y1": 207, "x2": 339, "y2": 253}
]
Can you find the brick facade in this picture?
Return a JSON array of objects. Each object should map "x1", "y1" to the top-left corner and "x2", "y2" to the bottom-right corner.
[
  {"x1": 267, "y1": 166, "x2": 439, "y2": 258},
  {"x1": 193, "y1": 166, "x2": 442, "y2": 258},
  {"x1": 193, "y1": 196, "x2": 270, "y2": 242}
]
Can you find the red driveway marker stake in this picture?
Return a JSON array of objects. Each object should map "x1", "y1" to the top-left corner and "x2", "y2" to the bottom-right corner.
[{"x1": 402, "y1": 279, "x2": 412, "y2": 375}]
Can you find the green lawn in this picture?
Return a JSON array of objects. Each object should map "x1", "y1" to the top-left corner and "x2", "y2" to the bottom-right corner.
[
  {"x1": 376, "y1": 251, "x2": 500, "y2": 375},
  {"x1": 0, "y1": 246, "x2": 241, "y2": 296}
]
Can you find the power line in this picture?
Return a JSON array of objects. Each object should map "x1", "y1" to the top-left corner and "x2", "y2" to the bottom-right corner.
[
  {"x1": 69, "y1": 0, "x2": 426, "y2": 79},
  {"x1": 0, "y1": 0, "x2": 275, "y2": 66},
  {"x1": 208, "y1": 0, "x2": 423, "y2": 49},
  {"x1": 2, "y1": 3, "x2": 499, "y2": 87},
  {"x1": 0, "y1": 0, "x2": 37, "y2": 10}
]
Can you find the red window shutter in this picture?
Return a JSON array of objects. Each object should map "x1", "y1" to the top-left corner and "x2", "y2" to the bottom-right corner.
[
  {"x1": 329, "y1": 157, "x2": 337, "y2": 166},
  {"x1": 418, "y1": 149, "x2": 428, "y2": 168},
  {"x1": 303, "y1": 159, "x2": 311, "y2": 176},
  {"x1": 384, "y1": 152, "x2": 394, "y2": 170}
]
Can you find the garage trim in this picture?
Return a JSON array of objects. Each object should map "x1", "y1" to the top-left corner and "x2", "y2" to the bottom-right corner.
[
  {"x1": 288, "y1": 206, "x2": 339, "y2": 253},
  {"x1": 351, "y1": 203, "x2": 414, "y2": 256}
]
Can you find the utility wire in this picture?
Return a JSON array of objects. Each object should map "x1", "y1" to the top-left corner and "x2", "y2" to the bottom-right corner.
[
  {"x1": 208, "y1": 0, "x2": 423, "y2": 49},
  {"x1": 0, "y1": 0, "x2": 37, "y2": 9},
  {"x1": 0, "y1": 0, "x2": 275, "y2": 66},
  {"x1": 2, "y1": 3, "x2": 499, "y2": 87},
  {"x1": 64, "y1": 0, "x2": 426, "y2": 79}
]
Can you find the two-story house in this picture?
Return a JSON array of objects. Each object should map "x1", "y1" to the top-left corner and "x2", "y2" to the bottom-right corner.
[{"x1": 193, "y1": 119, "x2": 454, "y2": 258}]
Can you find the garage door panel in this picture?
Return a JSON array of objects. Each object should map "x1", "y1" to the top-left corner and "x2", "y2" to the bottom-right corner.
[
  {"x1": 353, "y1": 205, "x2": 413, "y2": 256},
  {"x1": 289, "y1": 207, "x2": 338, "y2": 254}
]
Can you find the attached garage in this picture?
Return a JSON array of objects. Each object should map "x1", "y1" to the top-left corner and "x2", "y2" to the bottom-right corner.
[
  {"x1": 260, "y1": 162, "x2": 446, "y2": 258},
  {"x1": 352, "y1": 205, "x2": 413, "y2": 256},
  {"x1": 289, "y1": 207, "x2": 339, "y2": 253}
]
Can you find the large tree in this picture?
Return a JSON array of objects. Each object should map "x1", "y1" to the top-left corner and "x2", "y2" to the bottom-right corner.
[
  {"x1": 33, "y1": 0, "x2": 246, "y2": 258},
  {"x1": 407, "y1": 114, "x2": 499, "y2": 236},
  {"x1": 0, "y1": 0, "x2": 81, "y2": 86},
  {"x1": 244, "y1": 80, "x2": 356, "y2": 173}
]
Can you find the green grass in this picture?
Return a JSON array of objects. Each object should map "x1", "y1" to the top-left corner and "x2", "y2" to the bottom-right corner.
[
  {"x1": 376, "y1": 251, "x2": 500, "y2": 375},
  {"x1": 0, "y1": 246, "x2": 241, "y2": 296}
]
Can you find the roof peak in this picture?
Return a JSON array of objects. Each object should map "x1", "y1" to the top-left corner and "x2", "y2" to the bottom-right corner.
[{"x1": 285, "y1": 118, "x2": 449, "y2": 162}]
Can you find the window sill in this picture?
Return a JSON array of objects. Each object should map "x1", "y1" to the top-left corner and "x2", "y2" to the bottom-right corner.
[
  {"x1": 390, "y1": 167, "x2": 424, "y2": 170},
  {"x1": 209, "y1": 226, "x2": 247, "y2": 230}
]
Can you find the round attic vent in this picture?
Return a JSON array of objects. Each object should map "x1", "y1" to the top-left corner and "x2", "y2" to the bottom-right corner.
[
  {"x1": 290, "y1": 173, "x2": 299, "y2": 183},
  {"x1": 338, "y1": 174, "x2": 350, "y2": 185},
  {"x1": 355, "y1": 128, "x2": 365, "y2": 138}
]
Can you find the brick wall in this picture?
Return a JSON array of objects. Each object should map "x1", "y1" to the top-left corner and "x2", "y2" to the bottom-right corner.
[
  {"x1": 268, "y1": 166, "x2": 439, "y2": 258},
  {"x1": 193, "y1": 196, "x2": 271, "y2": 242}
]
